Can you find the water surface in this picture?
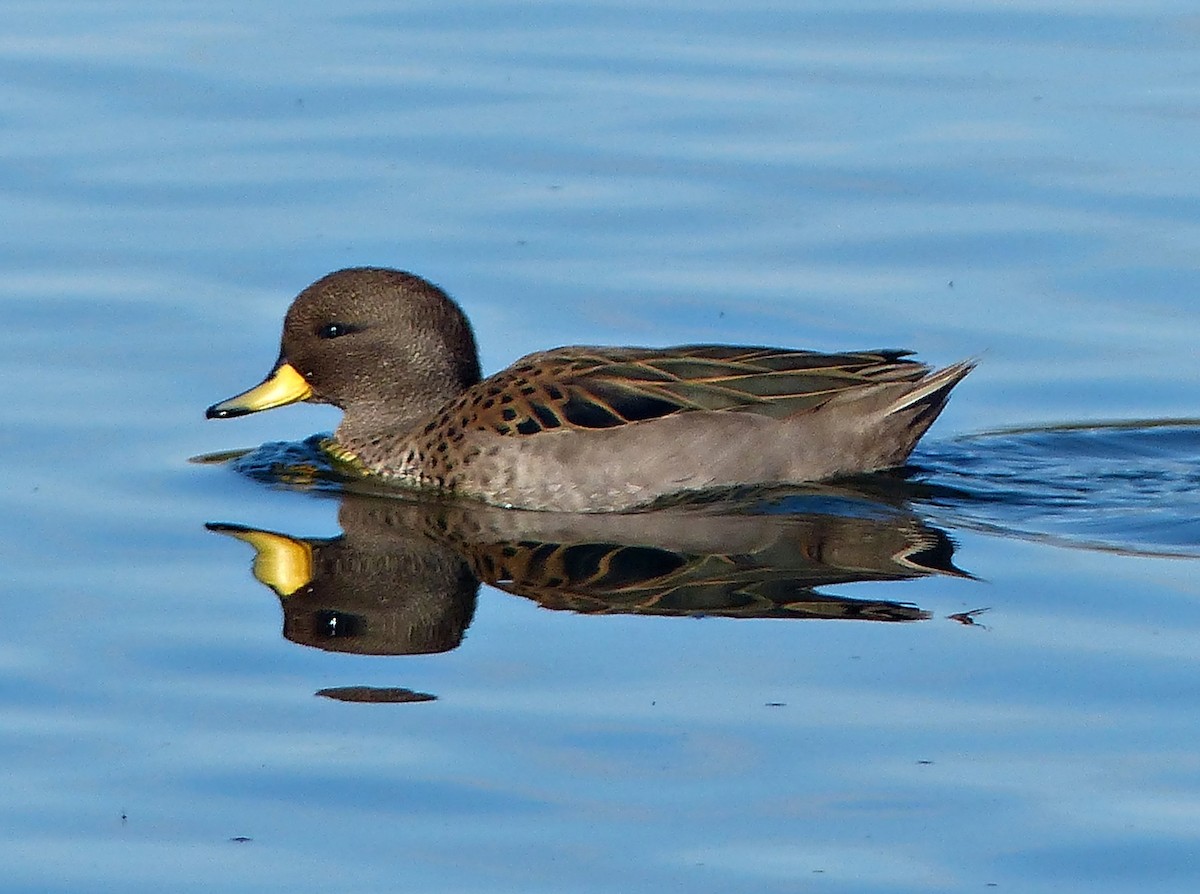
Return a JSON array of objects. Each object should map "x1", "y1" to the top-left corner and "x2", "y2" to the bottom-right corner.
[{"x1": 4, "y1": 2, "x2": 1200, "y2": 892}]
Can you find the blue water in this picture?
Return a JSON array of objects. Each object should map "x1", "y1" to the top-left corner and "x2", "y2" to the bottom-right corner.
[{"x1": 4, "y1": 2, "x2": 1200, "y2": 892}]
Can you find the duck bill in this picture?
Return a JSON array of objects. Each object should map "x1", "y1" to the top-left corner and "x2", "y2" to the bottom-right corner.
[
  {"x1": 206, "y1": 361, "x2": 313, "y2": 419},
  {"x1": 207, "y1": 523, "x2": 314, "y2": 597}
]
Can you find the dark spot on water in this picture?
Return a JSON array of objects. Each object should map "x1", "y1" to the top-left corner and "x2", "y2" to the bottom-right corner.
[
  {"x1": 948, "y1": 608, "x2": 991, "y2": 627},
  {"x1": 316, "y1": 687, "x2": 436, "y2": 704}
]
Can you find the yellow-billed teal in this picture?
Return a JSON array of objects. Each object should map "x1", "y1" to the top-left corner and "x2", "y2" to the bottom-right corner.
[{"x1": 207, "y1": 267, "x2": 974, "y2": 511}]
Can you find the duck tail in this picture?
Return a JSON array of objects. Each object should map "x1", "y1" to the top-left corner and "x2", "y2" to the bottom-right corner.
[{"x1": 885, "y1": 359, "x2": 976, "y2": 435}]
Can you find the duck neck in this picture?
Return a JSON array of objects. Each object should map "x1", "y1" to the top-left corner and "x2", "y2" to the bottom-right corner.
[{"x1": 333, "y1": 366, "x2": 480, "y2": 456}]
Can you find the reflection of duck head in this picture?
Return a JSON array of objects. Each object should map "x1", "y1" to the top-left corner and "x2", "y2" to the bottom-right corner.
[
  {"x1": 208, "y1": 499, "x2": 479, "y2": 656},
  {"x1": 209, "y1": 484, "x2": 969, "y2": 662}
]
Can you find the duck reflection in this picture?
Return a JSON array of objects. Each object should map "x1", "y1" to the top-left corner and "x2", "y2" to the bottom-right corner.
[{"x1": 208, "y1": 485, "x2": 967, "y2": 674}]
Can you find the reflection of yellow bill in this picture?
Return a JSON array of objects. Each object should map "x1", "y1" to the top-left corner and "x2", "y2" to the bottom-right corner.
[
  {"x1": 206, "y1": 362, "x2": 313, "y2": 419},
  {"x1": 212, "y1": 527, "x2": 314, "y2": 597}
]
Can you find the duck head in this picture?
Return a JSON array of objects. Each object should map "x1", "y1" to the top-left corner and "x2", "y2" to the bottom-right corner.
[{"x1": 206, "y1": 267, "x2": 482, "y2": 436}]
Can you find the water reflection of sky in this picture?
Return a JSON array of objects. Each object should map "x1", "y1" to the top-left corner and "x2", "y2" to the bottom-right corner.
[{"x1": 4, "y1": 2, "x2": 1200, "y2": 892}]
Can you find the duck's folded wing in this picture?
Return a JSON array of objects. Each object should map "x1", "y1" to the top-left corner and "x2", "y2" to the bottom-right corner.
[{"x1": 473, "y1": 345, "x2": 932, "y2": 436}]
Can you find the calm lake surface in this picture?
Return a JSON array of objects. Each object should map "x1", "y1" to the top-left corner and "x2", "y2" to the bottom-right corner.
[{"x1": 4, "y1": 2, "x2": 1200, "y2": 891}]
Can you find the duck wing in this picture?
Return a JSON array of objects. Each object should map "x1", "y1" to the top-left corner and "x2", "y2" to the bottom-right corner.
[{"x1": 462, "y1": 345, "x2": 932, "y2": 436}]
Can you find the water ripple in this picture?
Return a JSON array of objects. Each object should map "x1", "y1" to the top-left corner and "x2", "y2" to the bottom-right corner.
[
  {"x1": 200, "y1": 421, "x2": 1200, "y2": 561},
  {"x1": 915, "y1": 421, "x2": 1200, "y2": 558}
]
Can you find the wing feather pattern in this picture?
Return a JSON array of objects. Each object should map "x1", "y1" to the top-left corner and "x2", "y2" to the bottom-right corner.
[{"x1": 457, "y1": 345, "x2": 932, "y2": 437}]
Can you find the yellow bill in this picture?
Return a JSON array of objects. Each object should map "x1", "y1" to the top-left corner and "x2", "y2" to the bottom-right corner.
[
  {"x1": 207, "y1": 524, "x2": 314, "y2": 597},
  {"x1": 206, "y1": 361, "x2": 313, "y2": 419}
]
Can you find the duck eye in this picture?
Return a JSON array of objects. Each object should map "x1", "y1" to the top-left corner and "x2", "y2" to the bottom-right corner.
[{"x1": 316, "y1": 322, "x2": 361, "y2": 339}]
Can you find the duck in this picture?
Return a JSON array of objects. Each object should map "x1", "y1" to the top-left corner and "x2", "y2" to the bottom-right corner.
[{"x1": 206, "y1": 267, "x2": 974, "y2": 512}]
